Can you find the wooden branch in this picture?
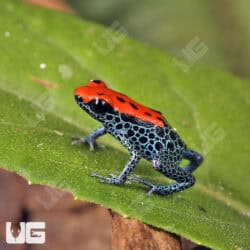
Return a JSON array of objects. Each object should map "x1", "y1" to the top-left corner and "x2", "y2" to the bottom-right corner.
[{"x1": 110, "y1": 210, "x2": 182, "y2": 250}]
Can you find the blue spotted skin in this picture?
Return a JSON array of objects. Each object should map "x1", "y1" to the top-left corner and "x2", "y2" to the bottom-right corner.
[{"x1": 73, "y1": 93, "x2": 203, "y2": 196}]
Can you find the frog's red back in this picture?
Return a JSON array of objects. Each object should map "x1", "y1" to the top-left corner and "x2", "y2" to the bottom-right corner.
[{"x1": 74, "y1": 80, "x2": 166, "y2": 127}]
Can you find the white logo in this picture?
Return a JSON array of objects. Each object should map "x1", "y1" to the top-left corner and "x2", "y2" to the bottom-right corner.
[{"x1": 6, "y1": 222, "x2": 45, "y2": 244}]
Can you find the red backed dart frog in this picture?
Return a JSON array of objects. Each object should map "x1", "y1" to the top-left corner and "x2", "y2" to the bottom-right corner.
[{"x1": 72, "y1": 80, "x2": 203, "y2": 195}]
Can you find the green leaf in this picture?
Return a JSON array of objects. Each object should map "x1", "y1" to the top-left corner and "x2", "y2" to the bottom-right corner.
[{"x1": 0, "y1": 1, "x2": 249, "y2": 249}]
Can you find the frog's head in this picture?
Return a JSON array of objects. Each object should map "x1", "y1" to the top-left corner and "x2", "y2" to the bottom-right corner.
[
  {"x1": 75, "y1": 80, "x2": 166, "y2": 127},
  {"x1": 74, "y1": 80, "x2": 115, "y2": 122}
]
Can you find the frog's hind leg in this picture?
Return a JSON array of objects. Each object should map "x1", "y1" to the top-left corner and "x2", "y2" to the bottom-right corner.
[
  {"x1": 183, "y1": 149, "x2": 203, "y2": 173},
  {"x1": 131, "y1": 163, "x2": 195, "y2": 196}
]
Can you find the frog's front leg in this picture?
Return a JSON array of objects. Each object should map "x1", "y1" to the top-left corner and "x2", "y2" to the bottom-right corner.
[
  {"x1": 91, "y1": 151, "x2": 141, "y2": 185},
  {"x1": 72, "y1": 126, "x2": 106, "y2": 151}
]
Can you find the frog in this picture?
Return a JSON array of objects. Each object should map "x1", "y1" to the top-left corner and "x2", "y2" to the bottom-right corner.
[{"x1": 72, "y1": 80, "x2": 203, "y2": 196}]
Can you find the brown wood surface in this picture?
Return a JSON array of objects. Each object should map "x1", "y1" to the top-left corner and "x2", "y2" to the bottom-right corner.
[
  {"x1": 110, "y1": 211, "x2": 182, "y2": 250},
  {"x1": 0, "y1": 169, "x2": 111, "y2": 250}
]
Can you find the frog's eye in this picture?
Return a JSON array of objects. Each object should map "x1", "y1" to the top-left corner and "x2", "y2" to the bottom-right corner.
[{"x1": 90, "y1": 98, "x2": 110, "y2": 113}]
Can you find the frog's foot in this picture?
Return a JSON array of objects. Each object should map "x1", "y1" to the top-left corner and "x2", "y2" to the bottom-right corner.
[
  {"x1": 72, "y1": 136, "x2": 101, "y2": 151},
  {"x1": 128, "y1": 177, "x2": 156, "y2": 196},
  {"x1": 129, "y1": 177, "x2": 172, "y2": 196},
  {"x1": 90, "y1": 173, "x2": 124, "y2": 185},
  {"x1": 130, "y1": 176, "x2": 194, "y2": 196}
]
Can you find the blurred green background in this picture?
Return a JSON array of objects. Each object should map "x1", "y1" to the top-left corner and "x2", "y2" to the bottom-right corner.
[{"x1": 66, "y1": 0, "x2": 250, "y2": 79}]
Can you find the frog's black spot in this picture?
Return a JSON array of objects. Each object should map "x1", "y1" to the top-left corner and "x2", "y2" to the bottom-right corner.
[
  {"x1": 128, "y1": 129, "x2": 134, "y2": 137},
  {"x1": 124, "y1": 123, "x2": 130, "y2": 129},
  {"x1": 116, "y1": 96, "x2": 126, "y2": 103},
  {"x1": 167, "y1": 142, "x2": 174, "y2": 151},
  {"x1": 149, "y1": 133, "x2": 155, "y2": 139},
  {"x1": 156, "y1": 127, "x2": 165, "y2": 137},
  {"x1": 121, "y1": 113, "x2": 137, "y2": 123},
  {"x1": 165, "y1": 127, "x2": 170, "y2": 133},
  {"x1": 172, "y1": 174, "x2": 178, "y2": 179},
  {"x1": 178, "y1": 139, "x2": 184, "y2": 147},
  {"x1": 115, "y1": 117, "x2": 120, "y2": 123},
  {"x1": 155, "y1": 142, "x2": 163, "y2": 151},
  {"x1": 131, "y1": 136, "x2": 137, "y2": 141},
  {"x1": 116, "y1": 124, "x2": 123, "y2": 130},
  {"x1": 144, "y1": 112, "x2": 152, "y2": 116},
  {"x1": 148, "y1": 145, "x2": 153, "y2": 151},
  {"x1": 170, "y1": 130, "x2": 176, "y2": 140},
  {"x1": 134, "y1": 133, "x2": 139, "y2": 138},
  {"x1": 106, "y1": 115, "x2": 113, "y2": 120},
  {"x1": 157, "y1": 116, "x2": 165, "y2": 123},
  {"x1": 121, "y1": 113, "x2": 155, "y2": 128},
  {"x1": 149, "y1": 140, "x2": 154, "y2": 144},
  {"x1": 92, "y1": 80, "x2": 102, "y2": 83},
  {"x1": 139, "y1": 128, "x2": 145, "y2": 134},
  {"x1": 133, "y1": 125, "x2": 139, "y2": 131},
  {"x1": 176, "y1": 142, "x2": 181, "y2": 149},
  {"x1": 97, "y1": 92, "x2": 105, "y2": 95},
  {"x1": 146, "y1": 151, "x2": 151, "y2": 156},
  {"x1": 129, "y1": 102, "x2": 138, "y2": 110},
  {"x1": 151, "y1": 108, "x2": 162, "y2": 115},
  {"x1": 139, "y1": 136, "x2": 147, "y2": 144}
]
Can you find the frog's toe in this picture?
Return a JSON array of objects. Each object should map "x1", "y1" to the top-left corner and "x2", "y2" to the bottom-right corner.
[
  {"x1": 129, "y1": 177, "x2": 154, "y2": 187},
  {"x1": 146, "y1": 185, "x2": 158, "y2": 196},
  {"x1": 90, "y1": 173, "x2": 123, "y2": 185},
  {"x1": 90, "y1": 172, "x2": 107, "y2": 182},
  {"x1": 71, "y1": 136, "x2": 85, "y2": 145},
  {"x1": 129, "y1": 177, "x2": 160, "y2": 195},
  {"x1": 83, "y1": 137, "x2": 96, "y2": 151},
  {"x1": 72, "y1": 136, "x2": 98, "y2": 151},
  {"x1": 107, "y1": 174, "x2": 117, "y2": 178},
  {"x1": 88, "y1": 142, "x2": 95, "y2": 151},
  {"x1": 90, "y1": 172, "x2": 101, "y2": 178}
]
